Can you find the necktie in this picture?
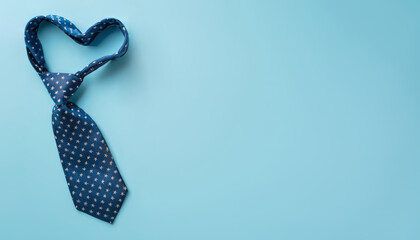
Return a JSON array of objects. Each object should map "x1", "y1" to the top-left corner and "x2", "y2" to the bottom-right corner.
[{"x1": 25, "y1": 15, "x2": 129, "y2": 223}]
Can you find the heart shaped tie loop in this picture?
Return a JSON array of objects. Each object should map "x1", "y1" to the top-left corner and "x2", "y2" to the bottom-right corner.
[{"x1": 25, "y1": 15, "x2": 129, "y2": 105}]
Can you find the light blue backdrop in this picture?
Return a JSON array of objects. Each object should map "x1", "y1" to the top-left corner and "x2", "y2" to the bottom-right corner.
[{"x1": 1, "y1": 0, "x2": 419, "y2": 239}]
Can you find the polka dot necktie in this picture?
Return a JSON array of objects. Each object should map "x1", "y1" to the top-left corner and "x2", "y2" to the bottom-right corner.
[{"x1": 25, "y1": 15, "x2": 129, "y2": 223}]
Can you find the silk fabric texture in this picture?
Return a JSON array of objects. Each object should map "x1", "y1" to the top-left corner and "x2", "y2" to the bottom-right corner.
[{"x1": 25, "y1": 15, "x2": 129, "y2": 224}]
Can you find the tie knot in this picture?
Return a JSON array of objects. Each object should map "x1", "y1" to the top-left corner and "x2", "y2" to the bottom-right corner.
[{"x1": 40, "y1": 72, "x2": 83, "y2": 105}]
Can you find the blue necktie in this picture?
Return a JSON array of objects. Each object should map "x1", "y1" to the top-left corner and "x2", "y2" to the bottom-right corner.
[{"x1": 25, "y1": 15, "x2": 129, "y2": 223}]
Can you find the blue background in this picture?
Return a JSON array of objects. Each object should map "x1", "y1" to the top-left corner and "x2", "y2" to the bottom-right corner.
[{"x1": 1, "y1": 0, "x2": 420, "y2": 239}]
